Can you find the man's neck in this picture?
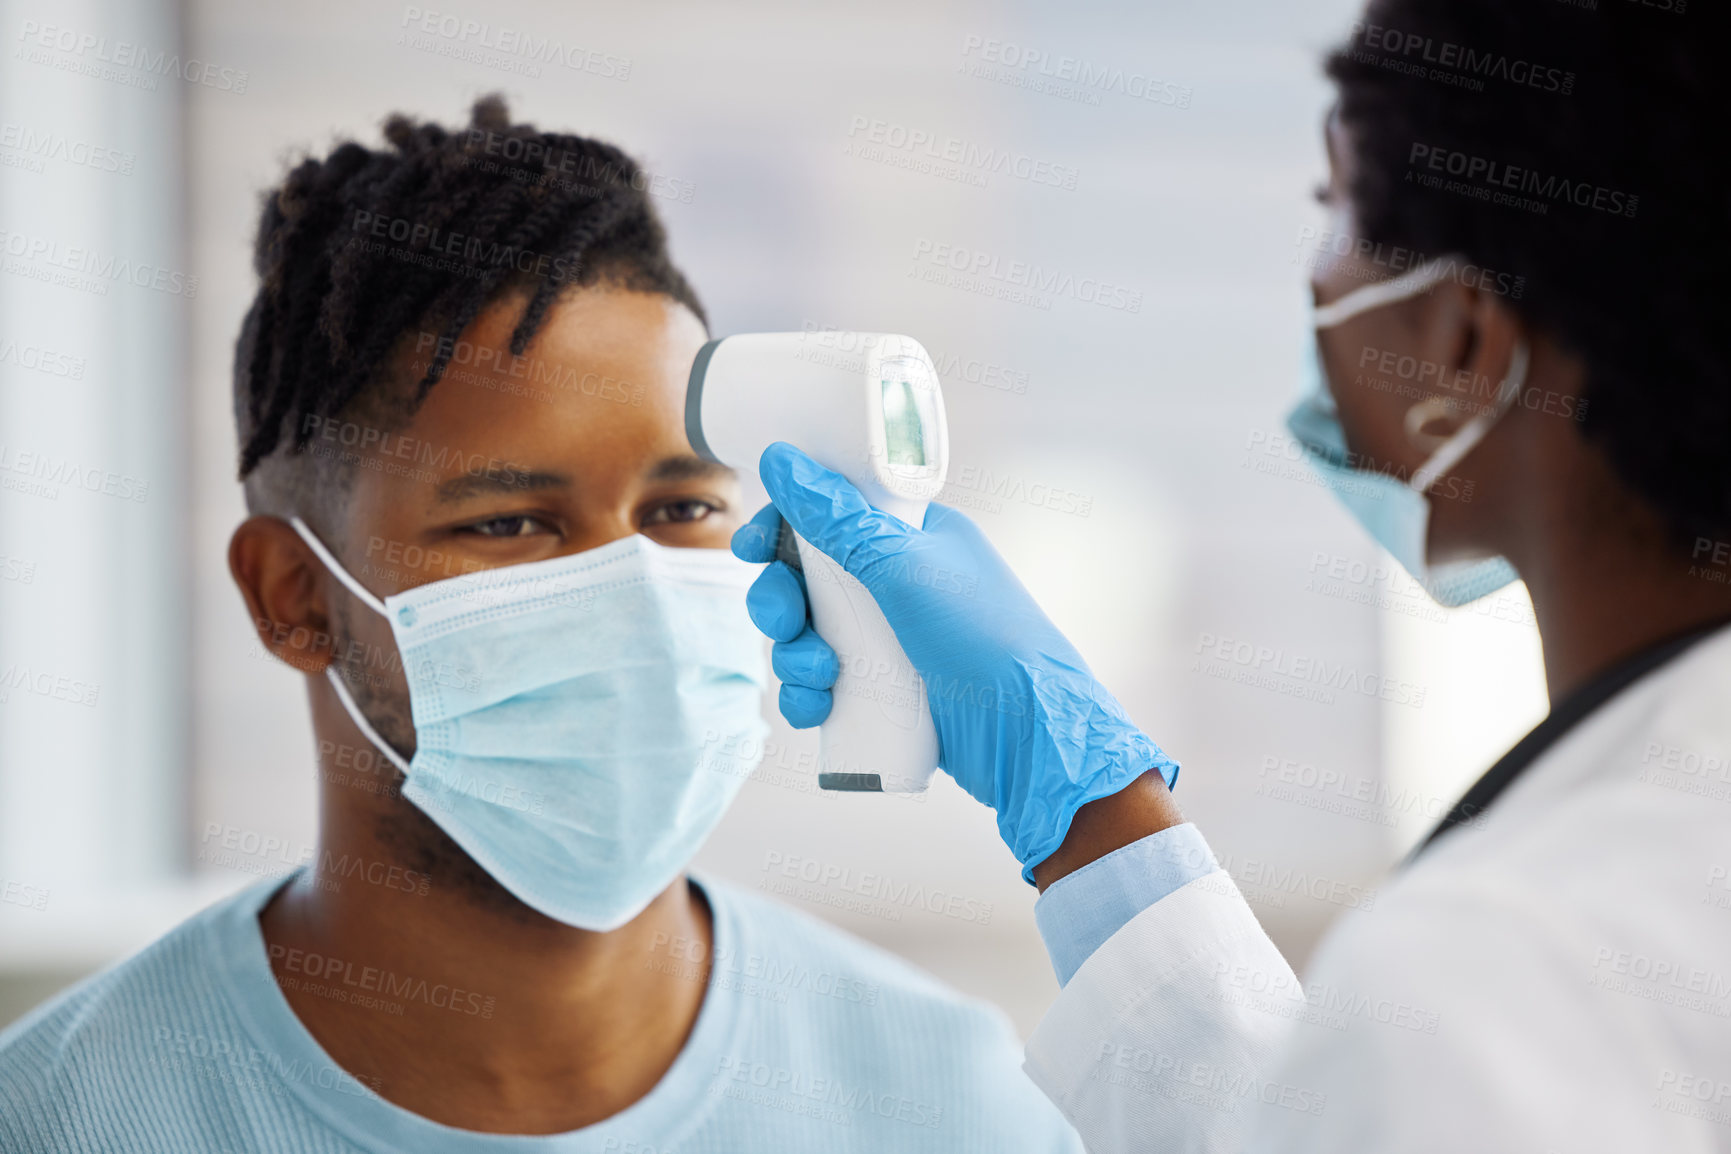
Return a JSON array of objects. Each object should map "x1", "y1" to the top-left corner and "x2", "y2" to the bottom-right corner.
[{"x1": 257, "y1": 830, "x2": 713, "y2": 1135}]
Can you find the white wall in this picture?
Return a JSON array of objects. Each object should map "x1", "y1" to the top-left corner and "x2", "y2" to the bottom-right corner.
[{"x1": 0, "y1": 0, "x2": 193, "y2": 989}]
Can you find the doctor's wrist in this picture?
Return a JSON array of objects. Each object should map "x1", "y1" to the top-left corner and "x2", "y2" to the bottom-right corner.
[{"x1": 1030, "y1": 770, "x2": 1185, "y2": 893}]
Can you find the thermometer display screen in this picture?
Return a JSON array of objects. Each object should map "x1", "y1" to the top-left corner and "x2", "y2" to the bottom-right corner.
[{"x1": 880, "y1": 357, "x2": 939, "y2": 467}]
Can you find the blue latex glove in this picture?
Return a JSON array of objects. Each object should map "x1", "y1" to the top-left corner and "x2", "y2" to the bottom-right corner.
[{"x1": 731, "y1": 441, "x2": 1179, "y2": 882}]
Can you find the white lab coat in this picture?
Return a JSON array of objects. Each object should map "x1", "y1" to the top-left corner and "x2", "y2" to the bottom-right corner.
[{"x1": 1024, "y1": 624, "x2": 1731, "y2": 1152}]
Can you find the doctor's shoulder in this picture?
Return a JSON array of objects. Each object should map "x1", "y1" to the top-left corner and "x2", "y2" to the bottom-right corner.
[
  {"x1": 1277, "y1": 705, "x2": 1731, "y2": 1142},
  {"x1": 694, "y1": 874, "x2": 1084, "y2": 1152}
]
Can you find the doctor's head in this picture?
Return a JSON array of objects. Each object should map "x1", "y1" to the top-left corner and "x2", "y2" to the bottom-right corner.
[
  {"x1": 1308, "y1": 0, "x2": 1728, "y2": 579},
  {"x1": 226, "y1": 96, "x2": 754, "y2": 923}
]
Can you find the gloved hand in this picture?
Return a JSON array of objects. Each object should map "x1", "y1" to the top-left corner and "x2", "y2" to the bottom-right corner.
[{"x1": 731, "y1": 441, "x2": 1178, "y2": 882}]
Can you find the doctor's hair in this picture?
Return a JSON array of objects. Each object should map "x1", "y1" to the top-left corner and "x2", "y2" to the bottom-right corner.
[
  {"x1": 232, "y1": 93, "x2": 704, "y2": 522},
  {"x1": 1326, "y1": 0, "x2": 1731, "y2": 549}
]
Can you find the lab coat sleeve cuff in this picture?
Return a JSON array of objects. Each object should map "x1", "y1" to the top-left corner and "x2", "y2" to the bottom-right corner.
[
  {"x1": 1024, "y1": 871, "x2": 1302, "y2": 1154},
  {"x1": 1034, "y1": 822, "x2": 1219, "y2": 986}
]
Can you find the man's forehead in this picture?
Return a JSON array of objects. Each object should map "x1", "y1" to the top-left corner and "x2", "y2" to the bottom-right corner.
[
  {"x1": 477, "y1": 285, "x2": 693, "y2": 362},
  {"x1": 425, "y1": 455, "x2": 733, "y2": 507},
  {"x1": 362, "y1": 288, "x2": 718, "y2": 500},
  {"x1": 415, "y1": 297, "x2": 699, "y2": 422}
]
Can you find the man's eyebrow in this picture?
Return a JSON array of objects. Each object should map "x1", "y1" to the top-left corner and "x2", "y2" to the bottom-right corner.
[
  {"x1": 432, "y1": 470, "x2": 571, "y2": 505},
  {"x1": 647, "y1": 454, "x2": 735, "y2": 483}
]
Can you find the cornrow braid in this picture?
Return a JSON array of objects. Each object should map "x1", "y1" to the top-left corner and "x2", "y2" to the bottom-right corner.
[{"x1": 233, "y1": 93, "x2": 704, "y2": 481}]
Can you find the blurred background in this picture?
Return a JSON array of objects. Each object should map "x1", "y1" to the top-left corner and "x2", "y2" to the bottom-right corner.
[{"x1": 0, "y1": 0, "x2": 1548, "y2": 1036}]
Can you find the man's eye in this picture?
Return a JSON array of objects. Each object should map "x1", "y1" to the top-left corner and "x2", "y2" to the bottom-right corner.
[
  {"x1": 646, "y1": 500, "x2": 718, "y2": 525},
  {"x1": 465, "y1": 515, "x2": 546, "y2": 538}
]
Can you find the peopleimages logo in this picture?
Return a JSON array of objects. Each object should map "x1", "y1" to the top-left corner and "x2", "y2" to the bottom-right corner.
[
  {"x1": 459, "y1": 130, "x2": 690, "y2": 203},
  {"x1": 0, "y1": 664, "x2": 100, "y2": 708},
  {"x1": 0, "y1": 122, "x2": 134, "y2": 175},
  {"x1": 349, "y1": 210, "x2": 579, "y2": 283},
  {"x1": 909, "y1": 239, "x2": 1142, "y2": 313},
  {"x1": 1192, "y1": 631, "x2": 1428, "y2": 710},
  {"x1": 398, "y1": 7, "x2": 631, "y2": 80},
  {"x1": 0, "y1": 228, "x2": 198, "y2": 297},
  {"x1": 0, "y1": 443, "x2": 150, "y2": 502},
  {"x1": 1408, "y1": 143, "x2": 1639, "y2": 218},
  {"x1": 1346, "y1": 22, "x2": 1575, "y2": 94},
  {"x1": 0, "y1": 335, "x2": 86, "y2": 379},
  {"x1": 845, "y1": 115, "x2": 1080, "y2": 190},
  {"x1": 957, "y1": 35, "x2": 1192, "y2": 109},
  {"x1": 1293, "y1": 225, "x2": 1527, "y2": 301},
  {"x1": 299, "y1": 414, "x2": 533, "y2": 487},
  {"x1": 15, "y1": 20, "x2": 249, "y2": 92}
]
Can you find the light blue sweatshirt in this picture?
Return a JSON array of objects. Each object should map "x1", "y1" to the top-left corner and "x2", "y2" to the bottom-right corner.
[{"x1": 0, "y1": 871, "x2": 1080, "y2": 1153}]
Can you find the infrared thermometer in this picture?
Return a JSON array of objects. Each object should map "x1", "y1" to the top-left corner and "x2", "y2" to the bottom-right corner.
[{"x1": 685, "y1": 332, "x2": 948, "y2": 793}]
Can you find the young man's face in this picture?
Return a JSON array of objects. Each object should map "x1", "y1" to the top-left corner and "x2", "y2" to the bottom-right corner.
[{"x1": 320, "y1": 286, "x2": 740, "y2": 756}]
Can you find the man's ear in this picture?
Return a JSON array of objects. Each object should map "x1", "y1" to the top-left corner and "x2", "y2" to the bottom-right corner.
[{"x1": 230, "y1": 515, "x2": 337, "y2": 676}]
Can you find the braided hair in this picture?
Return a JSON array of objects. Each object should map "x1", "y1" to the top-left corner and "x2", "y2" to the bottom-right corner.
[{"x1": 233, "y1": 94, "x2": 703, "y2": 517}]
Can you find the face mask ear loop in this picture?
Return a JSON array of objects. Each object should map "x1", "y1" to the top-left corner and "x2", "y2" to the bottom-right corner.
[
  {"x1": 1312, "y1": 257, "x2": 1456, "y2": 329},
  {"x1": 287, "y1": 516, "x2": 388, "y2": 617},
  {"x1": 287, "y1": 516, "x2": 410, "y2": 771},
  {"x1": 322, "y1": 666, "x2": 413, "y2": 775},
  {"x1": 1409, "y1": 338, "x2": 1530, "y2": 495}
]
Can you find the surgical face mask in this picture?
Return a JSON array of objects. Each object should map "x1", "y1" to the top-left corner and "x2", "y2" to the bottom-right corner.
[
  {"x1": 1285, "y1": 258, "x2": 1528, "y2": 607},
  {"x1": 288, "y1": 518, "x2": 770, "y2": 931}
]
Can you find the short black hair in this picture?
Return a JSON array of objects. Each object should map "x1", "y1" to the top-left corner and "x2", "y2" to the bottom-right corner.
[
  {"x1": 1325, "y1": 1, "x2": 1730, "y2": 548},
  {"x1": 233, "y1": 94, "x2": 704, "y2": 517}
]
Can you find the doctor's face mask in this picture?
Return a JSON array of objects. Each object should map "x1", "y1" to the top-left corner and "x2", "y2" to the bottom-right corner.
[
  {"x1": 290, "y1": 516, "x2": 771, "y2": 931},
  {"x1": 1286, "y1": 257, "x2": 1527, "y2": 608}
]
